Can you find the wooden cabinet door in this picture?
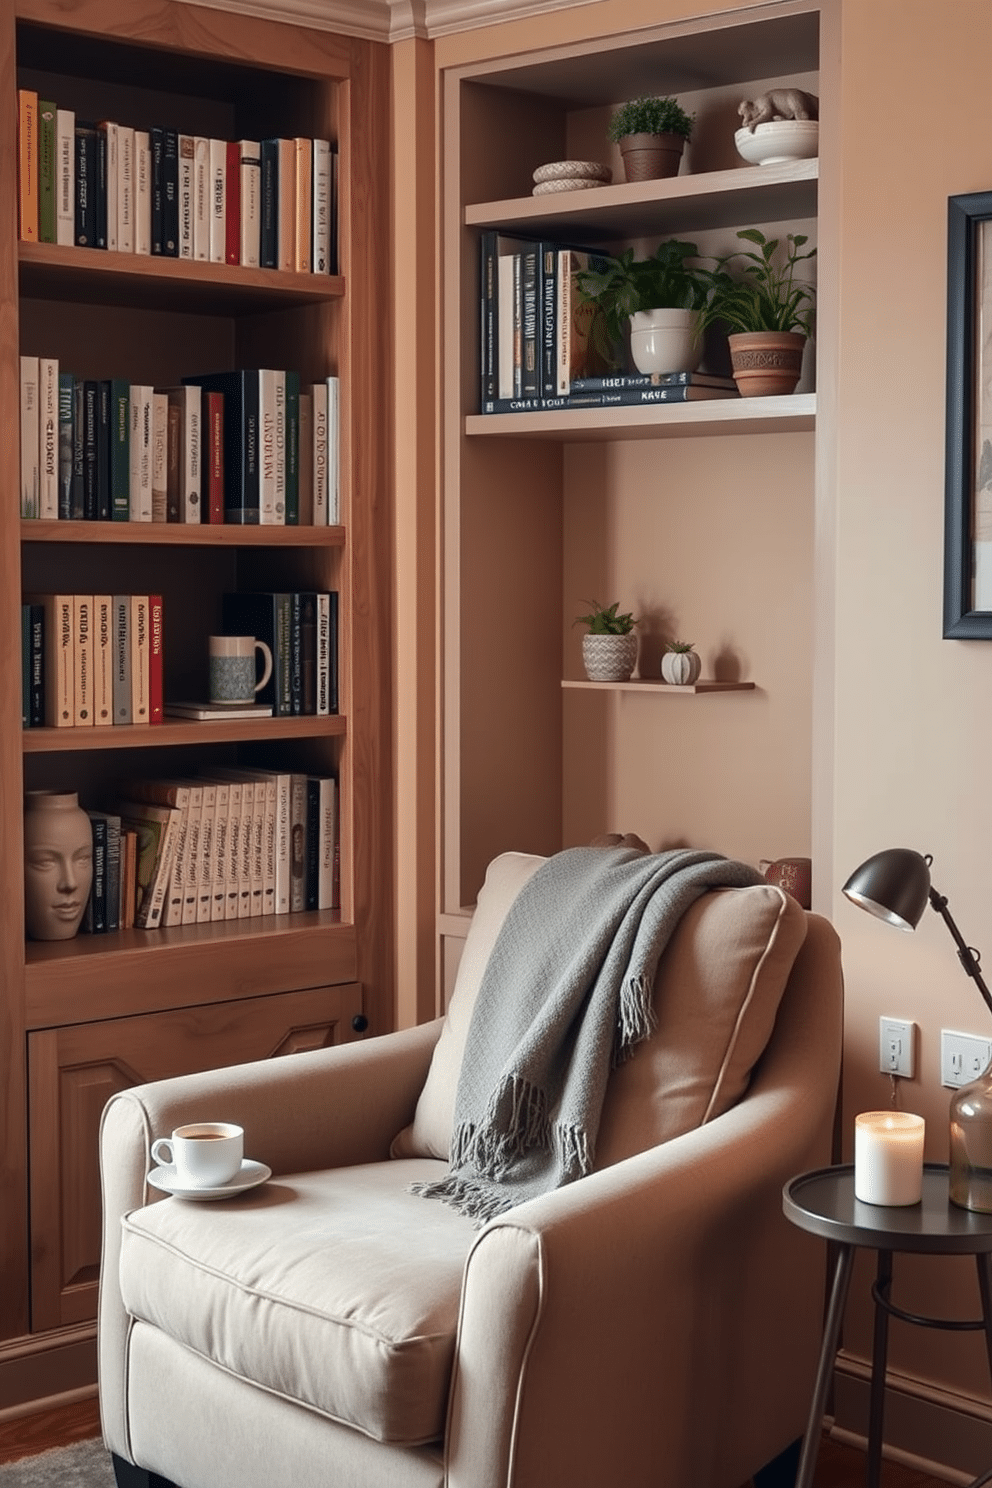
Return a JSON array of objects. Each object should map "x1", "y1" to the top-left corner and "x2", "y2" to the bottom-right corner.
[{"x1": 27, "y1": 981, "x2": 363, "y2": 1332}]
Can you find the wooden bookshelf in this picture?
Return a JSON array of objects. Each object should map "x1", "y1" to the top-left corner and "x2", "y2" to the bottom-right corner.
[{"x1": 0, "y1": 0, "x2": 391, "y2": 1406}]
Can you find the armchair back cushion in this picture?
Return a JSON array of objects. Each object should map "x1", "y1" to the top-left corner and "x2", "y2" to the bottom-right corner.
[{"x1": 391, "y1": 851, "x2": 808, "y2": 1169}]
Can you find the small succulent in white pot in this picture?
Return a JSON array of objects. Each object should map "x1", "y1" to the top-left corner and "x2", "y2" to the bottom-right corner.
[
  {"x1": 661, "y1": 640, "x2": 701, "y2": 685},
  {"x1": 576, "y1": 600, "x2": 638, "y2": 682}
]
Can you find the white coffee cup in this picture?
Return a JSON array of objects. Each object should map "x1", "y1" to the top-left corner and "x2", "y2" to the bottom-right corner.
[
  {"x1": 209, "y1": 635, "x2": 273, "y2": 705},
  {"x1": 150, "y1": 1122, "x2": 244, "y2": 1187}
]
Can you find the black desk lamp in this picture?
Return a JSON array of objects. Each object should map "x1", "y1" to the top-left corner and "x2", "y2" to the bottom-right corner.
[{"x1": 843, "y1": 848, "x2": 992, "y2": 1212}]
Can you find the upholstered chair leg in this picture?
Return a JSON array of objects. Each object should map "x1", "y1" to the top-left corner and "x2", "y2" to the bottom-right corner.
[
  {"x1": 112, "y1": 1452, "x2": 180, "y2": 1488},
  {"x1": 753, "y1": 1435, "x2": 802, "y2": 1488}
]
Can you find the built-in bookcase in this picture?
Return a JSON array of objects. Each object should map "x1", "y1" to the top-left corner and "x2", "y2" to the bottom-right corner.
[
  {"x1": 0, "y1": 0, "x2": 391, "y2": 1397},
  {"x1": 440, "y1": 3, "x2": 826, "y2": 934}
]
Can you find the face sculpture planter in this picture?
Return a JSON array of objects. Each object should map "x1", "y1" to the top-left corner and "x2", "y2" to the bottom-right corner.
[{"x1": 23, "y1": 790, "x2": 93, "y2": 940}]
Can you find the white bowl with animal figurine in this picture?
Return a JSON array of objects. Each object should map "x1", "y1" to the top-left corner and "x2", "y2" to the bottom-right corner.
[{"x1": 734, "y1": 119, "x2": 819, "y2": 166}]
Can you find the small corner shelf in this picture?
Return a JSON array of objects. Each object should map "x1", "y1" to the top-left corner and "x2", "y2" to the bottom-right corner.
[{"x1": 562, "y1": 679, "x2": 756, "y2": 695}]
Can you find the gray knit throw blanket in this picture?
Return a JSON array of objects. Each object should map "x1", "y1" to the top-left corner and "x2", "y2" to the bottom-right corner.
[{"x1": 413, "y1": 845, "x2": 764, "y2": 1224}]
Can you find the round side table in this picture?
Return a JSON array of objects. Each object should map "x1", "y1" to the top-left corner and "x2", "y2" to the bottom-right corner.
[{"x1": 784, "y1": 1163, "x2": 992, "y2": 1488}]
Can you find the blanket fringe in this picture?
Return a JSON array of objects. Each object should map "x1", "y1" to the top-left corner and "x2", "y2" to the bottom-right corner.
[
  {"x1": 408, "y1": 1174, "x2": 514, "y2": 1227},
  {"x1": 448, "y1": 1074, "x2": 548, "y2": 1180},
  {"x1": 617, "y1": 971, "x2": 657, "y2": 1060},
  {"x1": 552, "y1": 1120, "x2": 592, "y2": 1183}
]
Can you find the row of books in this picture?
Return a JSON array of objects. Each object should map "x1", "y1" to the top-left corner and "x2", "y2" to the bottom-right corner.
[
  {"x1": 478, "y1": 232, "x2": 740, "y2": 415},
  {"x1": 17, "y1": 91, "x2": 338, "y2": 273},
  {"x1": 82, "y1": 770, "x2": 339, "y2": 933},
  {"x1": 20, "y1": 361, "x2": 341, "y2": 526},
  {"x1": 20, "y1": 590, "x2": 339, "y2": 728},
  {"x1": 21, "y1": 594, "x2": 163, "y2": 729}
]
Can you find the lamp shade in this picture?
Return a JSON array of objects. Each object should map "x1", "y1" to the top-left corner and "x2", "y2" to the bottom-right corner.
[{"x1": 842, "y1": 848, "x2": 932, "y2": 931}]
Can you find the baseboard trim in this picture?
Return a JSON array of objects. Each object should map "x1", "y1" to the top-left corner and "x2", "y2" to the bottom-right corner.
[
  {"x1": 0, "y1": 1327, "x2": 97, "y2": 1417},
  {"x1": 831, "y1": 1350, "x2": 992, "y2": 1484}
]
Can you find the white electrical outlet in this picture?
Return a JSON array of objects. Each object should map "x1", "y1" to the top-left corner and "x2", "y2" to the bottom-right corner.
[
  {"x1": 879, "y1": 1017, "x2": 915, "y2": 1078},
  {"x1": 940, "y1": 1030, "x2": 992, "y2": 1088}
]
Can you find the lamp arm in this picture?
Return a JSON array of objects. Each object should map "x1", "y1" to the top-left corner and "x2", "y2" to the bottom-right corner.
[{"x1": 929, "y1": 887, "x2": 992, "y2": 1018}]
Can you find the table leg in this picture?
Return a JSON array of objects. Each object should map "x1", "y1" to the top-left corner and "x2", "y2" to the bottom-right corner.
[
  {"x1": 795, "y1": 1243, "x2": 855, "y2": 1488},
  {"x1": 867, "y1": 1250, "x2": 893, "y2": 1488}
]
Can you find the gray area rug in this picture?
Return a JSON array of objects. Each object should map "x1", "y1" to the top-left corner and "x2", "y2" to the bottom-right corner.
[{"x1": 0, "y1": 1441, "x2": 116, "y2": 1487}]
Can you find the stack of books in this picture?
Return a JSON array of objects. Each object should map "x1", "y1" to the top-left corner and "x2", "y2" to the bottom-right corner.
[
  {"x1": 17, "y1": 90, "x2": 338, "y2": 273},
  {"x1": 19, "y1": 361, "x2": 341, "y2": 526},
  {"x1": 218, "y1": 592, "x2": 339, "y2": 717},
  {"x1": 21, "y1": 594, "x2": 162, "y2": 729},
  {"x1": 81, "y1": 770, "x2": 339, "y2": 933},
  {"x1": 478, "y1": 232, "x2": 739, "y2": 414}
]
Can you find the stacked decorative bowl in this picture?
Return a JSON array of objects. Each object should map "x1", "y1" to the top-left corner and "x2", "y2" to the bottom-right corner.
[
  {"x1": 734, "y1": 119, "x2": 818, "y2": 167},
  {"x1": 532, "y1": 160, "x2": 612, "y2": 196}
]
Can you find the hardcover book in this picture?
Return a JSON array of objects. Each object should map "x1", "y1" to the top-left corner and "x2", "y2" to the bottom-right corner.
[
  {"x1": 57, "y1": 373, "x2": 74, "y2": 520},
  {"x1": 293, "y1": 137, "x2": 312, "y2": 272},
  {"x1": 117, "y1": 799, "x2": 181, "y2": 929},
  {"x1": 18, "y1": 90, "x2": 38, "y2": 242},
  {"x1": 74, "y1": 120, "x2": 96, "y2": 248},
  {"x1": 148, "y1": 595, "x2": 164, "y2": 725},
  {"x1": 38, "y1": 357, "x2": 59, "y2": 519},
  {"x1": 259, "y1": 139, "x2": 279, "y2": 269},
  {"x1": 112, "y1": 594, "x2": 131, "y2": 724},
  {"x1": 161, "y1": 128, "x2": 179, "y2": 256},
  {"x1": 277, "y1": 138, "x2": 295, "y2": 272},
  {"x1": 130, "y1": 594, "x2": 150, "y2": 725},
  {"x1": 209, "y1": 138, "x2": 226, "y2": 264},
  {"x1": 93, "y1": 595, "x2": 113, "y2": 726},
  {"x1": 178, "y1": 134, "x2": 194, "y2": 259},
  {"x1": 97, "y1": 120, "x2": 118, "y2": 251},
  {"x1": 239, "y1": 139, "x2": 261, "y2": 268},
  {"x1": 25, "y1": 592, "x2": 73, "y2": 727},
  {"x1": 56, "y1": 108, "x2": 75, "y2": 246},
  {"x1": 134, "y1": 130, "x2": 151, "y2": 255},
  {"x1": 38, "y1": 99, "x2": 56, "y2": 244},
  {"x1": 129, "y1": 385, "x2": 154, "y2": 521},
  {"x1": 73, "y1": 593, "x2": 94, "y2": 726},
  {"x1": 183, "y1": 371, "x2": 260, "y2": 524},
  {"x1": 193, "y1": 136, "x2": 210, "y2": 261},
  {"x1": 20, "y1": 356, "x2": 39, "y2": 519},
  {"x1": 312, "y1": 139, "x2": 332, "y2": 274},
  {"x1": 118, "y1": 125, "x2": 135, "y2": 253}
]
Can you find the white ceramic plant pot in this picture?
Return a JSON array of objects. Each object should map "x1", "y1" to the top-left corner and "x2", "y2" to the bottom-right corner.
[
  {"x1": 582, "y1": 632, "x2": 638, "y2": 682},
  {"x1": 661, "y1": 649, "x2": 702, "y2": 685},
  {"x1": 629, "y1": 308, "x2": 701, "y2": 376}
]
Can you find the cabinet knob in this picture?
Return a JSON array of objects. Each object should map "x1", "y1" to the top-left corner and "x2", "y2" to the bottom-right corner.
[{"x1": 351, "y1": 1014, "x2": 369, "y2": 1033}]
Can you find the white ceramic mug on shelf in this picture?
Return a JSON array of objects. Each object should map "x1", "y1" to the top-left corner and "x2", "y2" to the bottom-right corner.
[
  {"x1": 208, "y1": 635, "x2": 273, "y2": 705},
  {"x1": 150, "y1": 1122, "x2": 244, "y2": 1187}
]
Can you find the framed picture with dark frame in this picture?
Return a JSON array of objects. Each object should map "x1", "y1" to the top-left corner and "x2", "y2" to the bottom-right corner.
[{"x1": 945, "y1": 189, "x2": 992, "y2": 638}]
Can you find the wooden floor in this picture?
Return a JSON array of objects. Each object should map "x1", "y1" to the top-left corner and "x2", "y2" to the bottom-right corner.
[{"x1": 0, "y1": 1400, "x2": 960, "y2": 1484}]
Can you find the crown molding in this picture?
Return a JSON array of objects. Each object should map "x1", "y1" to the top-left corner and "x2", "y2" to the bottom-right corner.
[{"x1": 180, "y1": 0, "x2": 598, "y2": 42}]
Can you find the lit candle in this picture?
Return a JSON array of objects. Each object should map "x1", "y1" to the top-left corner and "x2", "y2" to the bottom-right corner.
[{"x1": 854, "y1": 1111, "x2": 925, "y2": 1205}]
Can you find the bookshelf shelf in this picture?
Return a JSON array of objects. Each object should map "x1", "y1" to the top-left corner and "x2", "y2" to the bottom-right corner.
[
  {"x1": 21, "y1": 521, "x2": 347, "y2": 546},
  {"x1": 22, "y1": 715, "x2": 347, "y2": 753},
  {"x1": 19, "y1": 242, "x2": 345, "y2": 313},
  {"x1": 466, "y1": 396, "x2": 815, "y2": 441},
  {"x1": 464, "y1": 158, "x2": 817, "y2": 243},
  {"x1": 561, "y1": 679, "x2": 756, "y2": 695}
]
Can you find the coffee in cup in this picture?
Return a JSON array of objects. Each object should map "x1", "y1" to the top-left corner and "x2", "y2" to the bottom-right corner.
[{"x1": 150, "y1": 1121, "x2": 244, "y2": 1186}]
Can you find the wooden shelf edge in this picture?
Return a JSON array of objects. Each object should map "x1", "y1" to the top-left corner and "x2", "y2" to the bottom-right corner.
[
  {"x1": 466, "y1": 395, "x2": 815, "y2": 440},
  {"x1": 22, "y1": 716, "x2": 347, "y2": 752},
  {"x1": 20, "y1": 521, "x2": 346, "y2": 546},
  {"x1": 562, "y1": 679, "x2": 756, "y2": 694}
]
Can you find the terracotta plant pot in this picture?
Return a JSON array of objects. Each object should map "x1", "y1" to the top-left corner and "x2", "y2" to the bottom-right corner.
[
  {"x1": 727, "y1": 331, "x2": 806, "y2": 397},
  {"x1": 582, "y1": 632, "x2": 638, "y2": 682},
  {"x1": 618, "y1": 132, "x2": 685, "y2": 182}
]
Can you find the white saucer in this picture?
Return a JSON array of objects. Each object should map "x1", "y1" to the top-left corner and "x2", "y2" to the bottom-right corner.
[{"x1": 148, "y1": 1158, "x2": 272, "y2": 1201}]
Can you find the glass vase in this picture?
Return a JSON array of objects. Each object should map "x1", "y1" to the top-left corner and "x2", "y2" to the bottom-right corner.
[{"x1": 949, "y1": 1069, "x2": 992, "y2": 1211}]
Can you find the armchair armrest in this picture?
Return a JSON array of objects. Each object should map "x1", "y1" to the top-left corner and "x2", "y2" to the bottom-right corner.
[{"x1": 99, "y1": 1019, "x2": 441, "y2": 1459}]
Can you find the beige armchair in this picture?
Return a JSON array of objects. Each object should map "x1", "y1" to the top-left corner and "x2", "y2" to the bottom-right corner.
[{"x1": 100, "y1": 852, "x2": 843, "y2": 1488}]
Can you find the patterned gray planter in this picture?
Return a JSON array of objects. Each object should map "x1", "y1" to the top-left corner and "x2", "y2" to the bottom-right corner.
[{"x1": 582, "y1": 632, "x2": 637, "y2": 682}]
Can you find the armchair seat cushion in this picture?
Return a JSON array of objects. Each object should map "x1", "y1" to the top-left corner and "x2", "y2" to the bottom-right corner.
[{"x1": 118, "y1": 1157, "x2": 475, "y2": 1446}]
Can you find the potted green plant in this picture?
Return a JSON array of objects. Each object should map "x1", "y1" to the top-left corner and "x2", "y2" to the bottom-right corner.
[
  {"x1": 575, "y1": 600, "x2": 638, "y2": 681},
  {"x1": 698, "y1": 227, "x2": 817, "y2": 396},
  {"x1": 575, "y1": 238, "x2": 709, "y2": 373},
  {"x1": 607, "y1": 95, "x2": 694, "y2": 182}
]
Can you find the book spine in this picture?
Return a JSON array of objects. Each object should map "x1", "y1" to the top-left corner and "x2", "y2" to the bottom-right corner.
[
  {"x1": 520, "y1": 245, "x2": 539, "y2": 397},
  {"x1": 148, "y1": 594, "x2": 163, "y2": 724},
  {"x1": 268, "y1": 775, "x2": 290, "y2": 914},
  {"x1": 326, "y1": 376, "x2": 340, "y2": 525},
  {"x1": 225, "y1": 140, "x2": 241, "y2": 265},
  {"x1": 196, "y1": 782, "x2": 216, "y2": 922},
  {"x1": 540, "y1": 242, "x2": 557, "y2": 400},
  {"x1": 130, "y1": 385, "x2": 154, "y2": 521},
  {"x1": 45, "y1": 594, "x2": 74, "y2": 726},
  {"x1": 298, "y1": 391, "x2": 313, "y2": 524},
  {"x1": 236, "y1": 781, "x2": 255, "y2": 918},
  {"x1": 209, "y1": 138, "x2": 226, "y2": 264},
  {"x1": 258, "y1": 369, "x2": 279, "y2": 524},
  {"x1": 316, "y1": 775, "x2": 338, "y2": 909},
  {"x1": 165, "y1": 393, "x2": 181, "y2": 522},
  {"x1": 93, "y1": 122, "x2": 108, "y2": 249},
  {"x1": 304, "y1": 776, "x2": 321, "y2": 911},
  {"x1": 290, "y1": 773, "x2": 307, "y2": 912},
  {"x1": 20, "y1": 356, "x2": 39, "y2": 519},
  {"x1": 312, "y1": 139, "x2": 331, "y2": 273},
  {"x1": 118, "y1": 125, "x2": 135, "y2": 253},
  {"x1": 38, "y1": 357, "x2": 58, "y2": 519},
  {"x1": 97, "y1": 120, "x2": 118, "y2": 251},
  {"x1": 22, "y1": 606, "x2": 31, "y2": 727},
  {"x1": 178, "y1": 134, "x2": 194, "y2": 259},
  {"x1": 82, "y1": 379, "x2": 99, "y2": 519},
  {"x1": 73, "y1": 594, "x2": 93, "y2": 725},
  {"x1": 193, "y1": 136, "x2": 210, "y2": 261},
  {"x1": 95, "y1": 380, "x2": 111, "y2": 519},
  {"x1": 328, "y1": 591, "x2": 339, "y2": 714},
  {"x1": 38, "y1": 100, "x2": 56, "y2": 244},
  {"x1": 18, "y1": 90, "x2": 38, "y2": 243},
  {"x1": 497, "y1": 253, "x2": 515, "y2": 398},
  {"x1": 316, "y1": 592, "x2": 330, "y2": 716},
  {"x1": 248, "y1": 779, "x2": 266, "y2": 917},
  {"x1": 289, "y1": 590, "x2": 303, "y2": 715},
  {"x1": 134, "y1": 130, "x2": 151, "y2": 255},
  {"x1": 206, "y1": 390, "x2": 224, "y2": 523},
  {"x1": 112, "y1": 595, "x2": 131, "y2": 723},
  {"x1": 293, "y1": 138, "x2": 312, "y2": 272},
  {"x1": 85, "y1": 814, "x2": 107, "y2": 933},
  {"x1": 109, "y1": 379, "x2": 130, "y2": 521},
  {"x1": 75, "y1": 121, "x2": 96, "y2": 248},
  {"x1": 56, "y1": 108, "x2": 75, "y2": 246},
  {"x1": 259, "y1": 777, "x2": 277, "y2": 916},
  {"x1": 311, "y1": 380, "x2": 327, "y2": 524},
  {"x1": 28, "y1": 604, "x2": 45, "y2": 728},
  {"x1": 274, "y1": 593, "x2": 293, "y2": 716},
  {"x1": 161, "y1": 129, "x2": 179, "y2": 256},
  {"x1": 329, "y1": 148, "x2": 338, "y2": 274},
  {"x1": 274, "y1": 370, "x2": 286, "y2": 523},
  {"x1": 182, "y1": 384, "x2": 202, "y2": 523},
  {"x1": 130, "y1": 595, "x2": 149, "y2": 724},
  {"x1": 276, "y1": 138, "x2": 295, "y2": 272},
  {"x1": 220, "y1": 779, "x2": 242, "y2": 919},
  {"x1": 105, "y1": 817, "x2": 121, "y2": 932},
  {"x1": 480, "y1": 230, "x2": 497, "y2": 405},
  {"x1": 259, "y1": 139, "x2": 278, "y2": 269},
  {"x1": 151, "y1": 391, "x2": 168, "y2": 521},
  {"x1": 239, "y1": 140, "x2": 261, "y2": 268},
  {"x1": 93, "y1": 595, "x2": 113, "y2": 725},
  {"x1": 70, "y1": 379, "x2": 85, "y2": 519},
  {"x1": 133, "y1": 809, "x2": 180, "y2": 930},
  {"x1": 284, "y1": 370, "x2": 299, "y2": 525},
  {"x1": 210, "y1": 781, "x2": 230, "y2": 922},
  {"x1": 299, "y1": 591, "x2": 317, "y2": 714}
]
